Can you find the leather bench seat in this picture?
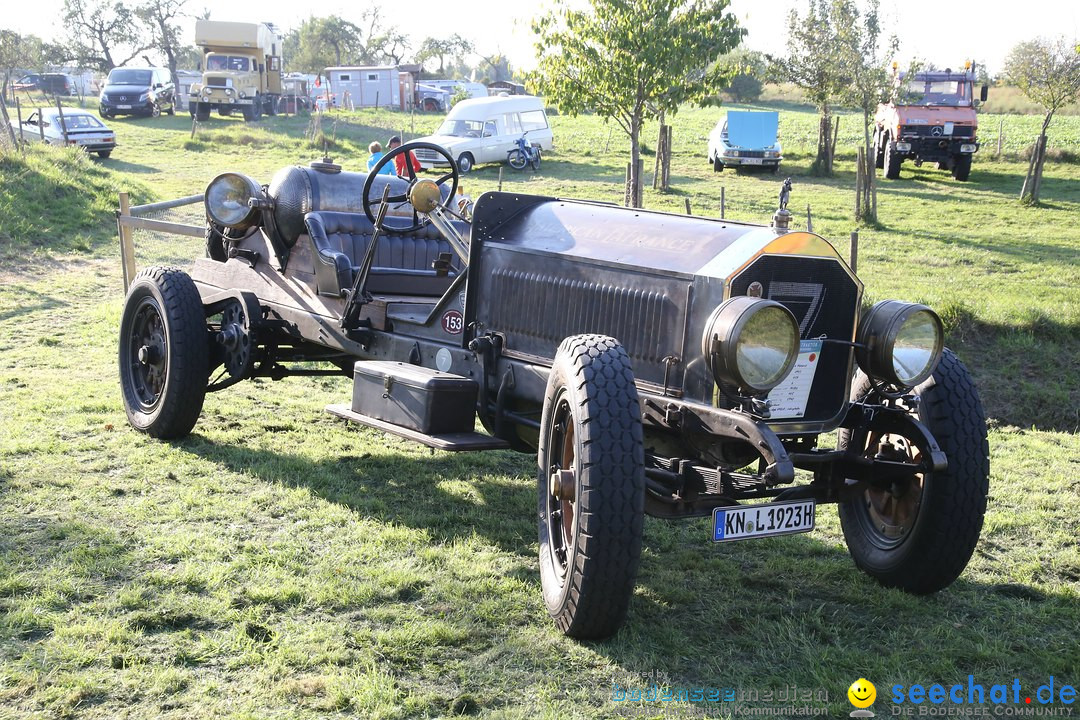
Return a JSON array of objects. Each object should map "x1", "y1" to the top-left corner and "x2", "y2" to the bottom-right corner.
[{"x1": 304, "y1": 211, "x2": 467, "y2": 298}]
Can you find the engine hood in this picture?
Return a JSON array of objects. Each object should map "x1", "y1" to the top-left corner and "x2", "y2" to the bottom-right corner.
[
  {"x1": 892, "y1": 105, "x2": 978, "y2": 125},
  {"x1": 414, "y1": 135, "x2": 476, "y2": 153},
  {"x1": 470, "y1": 193, "x2": 847, "y2": 283}
]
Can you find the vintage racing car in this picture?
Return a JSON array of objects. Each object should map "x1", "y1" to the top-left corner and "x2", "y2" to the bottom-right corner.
[{"x1": 118, "y1": 142, "x2": 990, "y2": 638}]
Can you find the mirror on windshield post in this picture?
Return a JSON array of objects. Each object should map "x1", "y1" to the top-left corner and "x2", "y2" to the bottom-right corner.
[{"x1": 980, "y1": 85, "x2": 989, "y2": 102}]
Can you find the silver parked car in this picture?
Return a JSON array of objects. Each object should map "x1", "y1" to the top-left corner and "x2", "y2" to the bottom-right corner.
[{"x1": 11, "y1": 108, "x2": 117, "y2": 158}]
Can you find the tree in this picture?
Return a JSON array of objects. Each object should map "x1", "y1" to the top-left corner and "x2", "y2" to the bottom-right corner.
[
  {"x1": 530, "y1": 0, "x2": 742, "y2": 208},
  {"x1": 833, "y1": 0, "x2": 896, "y2": 222},
  {"x1": 717, "y1": 49, "x2": 768, "y2": 103},
  {"x1": 289, "y1": 16, "x2": 364, "y2": 72},
  {"x1": 62, "y1": 0, "x2": 150, "y2": 73},
  {"x1": 779, "y1": 0, "x2": 844, "y2": 175},
  {"x1": 1004, "y1": 36, "x2": 1080, "y2": 204},
  {"x1": 0, "y1": 31, "x2": 44, "y2": 101},
  {"x1": 416, "y1": 35, "x2": 474, "y2": 76},
  {"x1": 136, "y1": 0, "x2": 188, "y2": 90},
  {"x1": 377, "y1": 30, "x2": 411, "y2": 66}
]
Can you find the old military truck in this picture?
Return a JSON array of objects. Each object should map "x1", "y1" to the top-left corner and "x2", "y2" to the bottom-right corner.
[
  {"x1": 873, "y1": 62, "x2": 988, "y2": 181},
  {"x1": 189, "y1": 20, "x2": 282, "y2": 122}
]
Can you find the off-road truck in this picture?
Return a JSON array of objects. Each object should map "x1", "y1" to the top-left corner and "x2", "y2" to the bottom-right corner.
[{"x1": 874, "y1": 63, "x2": 988, "y2": 181}]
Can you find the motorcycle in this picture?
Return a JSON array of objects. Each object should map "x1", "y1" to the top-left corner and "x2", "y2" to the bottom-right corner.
[{"x1": 507, "y1": 131, "x2": 541, "y2": 171}]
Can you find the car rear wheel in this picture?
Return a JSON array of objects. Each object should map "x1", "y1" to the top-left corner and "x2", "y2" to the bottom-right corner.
[
  {"x1": 98, "y1": 150, "x2": 112, "y2": 158},
  {"x1": 838, "y1": 349, "x2": 989, "y2": 594},
  {"x1": 457, "y1": 153, "x2": 474, "y2": 174},
  {"x1": 537, "y1": 334, "x2": 644, "y2": 639},
  {"x1": 712, "y1": 154, "x2": 723, "y2": 172},
  {"x1": 119, "y1": 267, "x2": 209, "y2": 439}
]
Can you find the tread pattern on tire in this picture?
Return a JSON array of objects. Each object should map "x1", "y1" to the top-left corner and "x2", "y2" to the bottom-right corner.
[
  {"x1": 120, "y1": 267, "x2": 208, "y2": 439},
  {"x1": 839, "y1": 349, "x2": 990, "y2": 594},
  {"x1": 539, "y1": 334, "x2": 644, "y2": 639}
]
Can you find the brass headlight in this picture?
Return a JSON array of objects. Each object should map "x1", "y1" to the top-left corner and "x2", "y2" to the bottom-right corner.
[
  {"x1": 204, "y1": 172, "x2": 262, "y2": 229},
  {"x1": 702, "y1": 296, "x2": 800, "y2": 395},
  {"x1": 855, "y1": 300, "x2": 944, "y2": 388}
]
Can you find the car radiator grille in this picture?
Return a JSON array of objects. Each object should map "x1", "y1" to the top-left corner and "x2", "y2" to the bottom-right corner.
[
  {"x1": 900, "y1": 124, "x2": 976, "y2": 138},
  {"x1": 206, "y1": 76, "x2": 229, "y2": 87},
  {"x1": 728, "y1": 255, "x2": 860, "y2": 425},
  {"x1": 413, "y1": 149, "x2": 444, "y2": 162},
  {"x1": 486, "y1": 268, "x2": 676, "y2": 369},
  {"x1": 736, "y1": 150, "x2": 766, "y2": 158},
  {"x1": 105, "y1": 93, "x2": 137, "y2": 102}
]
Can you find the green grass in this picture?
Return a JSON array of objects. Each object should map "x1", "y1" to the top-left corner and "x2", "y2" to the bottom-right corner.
[{"x1": 1, "y1": 98, "x2": 1078, "y2": 719}]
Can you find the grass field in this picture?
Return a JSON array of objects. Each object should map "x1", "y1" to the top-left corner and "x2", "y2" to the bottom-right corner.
[{"x1": 1, "y1": 96, "x2": 1078, "y2": 719}]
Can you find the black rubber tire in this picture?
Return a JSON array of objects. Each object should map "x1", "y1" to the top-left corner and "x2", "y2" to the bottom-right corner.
[
  {"x1": 508, "y1": 149, "x2": 527, "y2": 170},
  {"x1": 422, "y1": 97, "x2": 438, "y2": 112},
  {"x1": 97, "y1": 150, "x2": 111, "y2": 158},
  {"x1": 266, "y1": 95, "x2": 277, "y2": 116},
  {"x1": 952, "y1": 155, "x2": 972, "y2": 181},
  {"x1": 457, "y1": 152, "x2": 474, "y2": 174},
  {"x1": 150, "y1": 104, "x2": 160, "y2": 118},
  {"x1": 838, "y1": 349, "x2": 989, "y2": 594},
  {"x1": 194, "y1": 103, "x2": 210, "y2": 122},
  {"x1": 873, "y1": 129, "x2": 885, "y2": 169},
  {"x1": 712, "y1": 153, "x2": 723, "y2": 172},
  {"x1": 531, "y1": 149, "x2": 541, "y2": 171},
  {"x1": 884, "y1": 136, "x2": 902, "y2": 179},
  {"x1": 166, "y1": 100, "x2": 175, "y2": 116},
  {"x1": 119, "y1": 267, "x2": 209, "y2": 439},
  {"x1": 537, "y1": 334, "x2": 645, "y2": 639}
]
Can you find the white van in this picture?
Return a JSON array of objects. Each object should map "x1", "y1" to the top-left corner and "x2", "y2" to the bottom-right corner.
[{"x1": 412, "y1": 95, "x2": 554, "y2": 173}]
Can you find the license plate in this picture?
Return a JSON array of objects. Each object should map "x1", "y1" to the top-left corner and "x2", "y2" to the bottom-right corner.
[
  {"x1": 117, "y1": 105, "x2": 131, "y2": 109},
  {"x1": 742, "y1": 157, "x2": 763, "y2": 165},
  {"x1": 712, "y1": 500, "x2": 815, "y2": 542}
]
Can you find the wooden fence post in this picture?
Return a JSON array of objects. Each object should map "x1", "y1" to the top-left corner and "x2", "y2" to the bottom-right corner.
[
  {"x1": 684, "y1": 198, "x2": 691, "y2": 215},
  {"x1": 498, "y1": 166, "x2": 503, "y2": 192},
  {"x1": 720, "y1": 186, "x2": 725, "y2": 219},
  {"x1": 806, "y1": 203, "x2": 812, "y2": 232},
  {"x1": 55, "y1": 97, "x2": 69, "y2": 146},
  {"x1": 849, "y1": 230, "x2": 859, "y2": 273},
  {"x1": 117, "y1": 192, "x2": 137, "y2": 291},
  {"x1": 996, "y1": 117, "x2": 1004, "y2": 158},
  {"x1": 15, "y1": 97, "x2": 24, "y2": 146},
  {"x1": 0, "y1": 95, "x2": 18, "y2": 149}
]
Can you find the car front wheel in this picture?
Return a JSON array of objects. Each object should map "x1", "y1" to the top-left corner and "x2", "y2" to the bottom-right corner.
[
  {"x1": 457, "y1": 153, "x2": 474, "y2": 174},
  {"x1": 537, "y1": 334, "x2": 644, "y2": 639},
  {"x1": 838, "y1": 349, "x2": 989, "y2": 594},
  {"x1": 119, "y1": 267, "x2": 209, "y2": 438},
  {"x1": 884, "y1": 136, "x2": 902, "y2": 179}
]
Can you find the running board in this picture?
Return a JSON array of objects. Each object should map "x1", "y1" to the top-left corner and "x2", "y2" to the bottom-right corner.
[{"x1": 326, "y1": 404, "x2": 510, "y2": 452}]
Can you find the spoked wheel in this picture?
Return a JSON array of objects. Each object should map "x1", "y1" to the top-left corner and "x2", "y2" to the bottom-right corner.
[
  {"x1": 537, "y1": 334, "x2": 644, "y2": 639},
  {"x1": 362, "y1": 141, "x2": 459, "y2": 233},
  {"x1": 838, "y1": 349, "x2": 990, "y2": 594},
  {"x1": 119, "y1": 267, "x2": 209, "y2": 438},
  {"x1": 530, "y1": 149, "x2": 541, "y2": 171},
  {"x1": 508, "y1": 149, "x2": 527, "y2": 170}
]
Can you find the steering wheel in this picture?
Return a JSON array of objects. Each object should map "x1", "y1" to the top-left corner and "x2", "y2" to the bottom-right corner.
[{"x1": 362, "y1": 141, "x2": 459, "y2": 233}]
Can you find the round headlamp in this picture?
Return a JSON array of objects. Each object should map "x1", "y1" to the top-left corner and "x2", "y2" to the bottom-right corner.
[
  {"x1": 702, "y1": 296, "x2": 800, "y2": 395},
  {"x1": 855, "y1": 300, "x2": 944, "y2": 388},
  {"x1": 204, "y1": 172, "x2": 262, "y2": 229}
]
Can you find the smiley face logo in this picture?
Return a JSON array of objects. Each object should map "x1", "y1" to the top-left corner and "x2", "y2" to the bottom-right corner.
[{"x1": 848, "y1": 678, "x2": 876, "y2": 709}]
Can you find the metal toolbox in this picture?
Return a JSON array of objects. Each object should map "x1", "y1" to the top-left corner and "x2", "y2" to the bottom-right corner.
[{"x1": 351, "y1": 361, "x2": 477, "y2": 435}]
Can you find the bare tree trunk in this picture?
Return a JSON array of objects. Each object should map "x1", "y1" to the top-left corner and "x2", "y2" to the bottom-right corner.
[
  {"x1": 1031, "y1": 133, "x2": 1048, "y2": 204},
  {"x1": 629, "y1": 119, "x2": 642, "y2": 208}
]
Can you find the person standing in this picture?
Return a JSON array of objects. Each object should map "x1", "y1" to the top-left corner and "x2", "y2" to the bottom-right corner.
[
  {"x1": 367, "y1": 141, "x2": 394, "y2": 175},
  {"x1": 387, "y1": 136, "x2": 422, "y2": 177}
]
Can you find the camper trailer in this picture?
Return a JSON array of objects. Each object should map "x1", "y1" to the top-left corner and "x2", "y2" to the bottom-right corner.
[{"x1": 324, "y1": 67, "x2": 401, "y2": 109}]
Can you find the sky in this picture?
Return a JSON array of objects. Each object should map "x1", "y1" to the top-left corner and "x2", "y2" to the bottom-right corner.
[{"x1": 3, "y1": 0, "x2": 1078, "y2": 77}]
